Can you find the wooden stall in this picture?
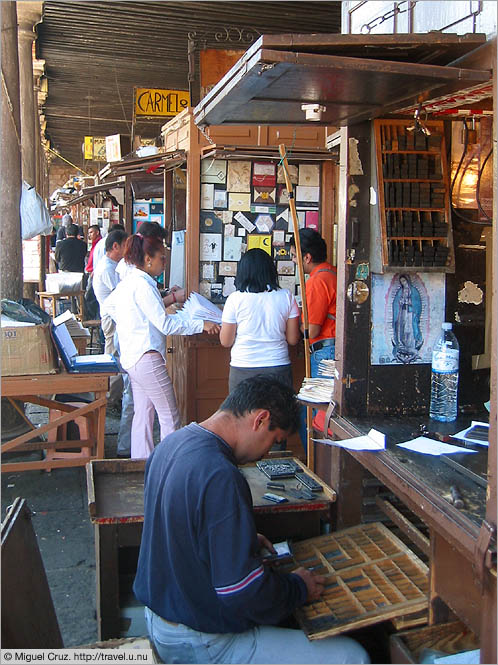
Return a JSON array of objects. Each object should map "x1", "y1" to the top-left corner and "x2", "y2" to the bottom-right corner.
[
  {"x1": 190, "y1": 32, "x2": 497, "y2": 662},
  {"x1": 160, "y1": 109, "x2": 338, "y2": 448},
  {"x1": 86, "y1": 458, "x2": 336, "y2": 640}
]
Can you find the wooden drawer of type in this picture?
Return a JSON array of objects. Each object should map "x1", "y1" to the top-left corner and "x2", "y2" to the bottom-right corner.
[{"x1": 279, "y1": 522, "x2": 429, "y2": 640}]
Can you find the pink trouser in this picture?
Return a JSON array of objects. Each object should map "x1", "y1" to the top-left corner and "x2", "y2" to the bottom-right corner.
[{"x1": 126, "y1": 351, "x2": 180, "y2": 459}]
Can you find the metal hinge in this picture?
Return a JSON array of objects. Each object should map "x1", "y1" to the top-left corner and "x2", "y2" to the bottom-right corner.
[
  {"x1": 341, "y1": 374, "x2": 364, "y2": 389},
  {"x1": 473, "y1": 519, "x2": 497, "y2": 591}
]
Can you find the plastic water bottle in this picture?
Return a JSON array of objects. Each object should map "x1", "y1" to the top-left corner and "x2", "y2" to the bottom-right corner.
[{"x1": 429, "y1": 322, "x2": 459, "y2": 422}]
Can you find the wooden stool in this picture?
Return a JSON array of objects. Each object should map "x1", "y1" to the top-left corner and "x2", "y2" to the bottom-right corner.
[
  {"x1": 82, "y1": 319, "x2": 103, "y2": 354},
  {"x1": 45, "y1": 401, "x2": 96, "y2": 471},
  {"x1": 37, "y1": 291, "x2": 85, "y2": 320}
]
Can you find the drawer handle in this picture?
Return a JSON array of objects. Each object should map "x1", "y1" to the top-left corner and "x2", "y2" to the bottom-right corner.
[{"x1": 166, "y1": 347, "x2": 173, "y2": 354}]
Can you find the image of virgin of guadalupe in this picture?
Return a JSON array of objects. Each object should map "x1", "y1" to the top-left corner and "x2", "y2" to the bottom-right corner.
[{"x1": 391, "y1": 274, "x2": 424, "y2": 363}]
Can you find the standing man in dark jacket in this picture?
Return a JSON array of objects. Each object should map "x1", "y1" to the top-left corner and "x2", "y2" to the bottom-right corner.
[
  {"x1": 133, "y1": 376, "x2": 369, "y2": 665},
  {"x1": 54, "y1": 223, "x2": 86, "y2": 272}
]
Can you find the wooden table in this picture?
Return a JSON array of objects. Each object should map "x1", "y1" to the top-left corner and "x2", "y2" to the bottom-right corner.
[
  {"x1": 37, "y1": 290, "x2": 85, "y2": 320},
  {"x1": 86, "y1": 457, "x2": 336, "y2": 640},
  {"x1": 2, "y1": 372, "x2": 113, "y2": 473}
]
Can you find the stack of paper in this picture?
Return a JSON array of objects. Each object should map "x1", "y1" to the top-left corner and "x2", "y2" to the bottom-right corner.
[
  {"x1": 53, "y1": 310, "x2": 90, "y2": 338},
  {"x1": 297, "y1": 377, "x2": 335, "y2": 404},
  {"x1": 317, "y1": 358, "x2": 337, "y2": 378},
  {"x1": 181, "y1": 291, "x2": 222, "y2": 324}
]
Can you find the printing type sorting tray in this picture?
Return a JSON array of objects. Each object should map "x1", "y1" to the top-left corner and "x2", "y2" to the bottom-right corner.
[{"x1": 279, "y1": 522, "x2": 429, "y2": 640}]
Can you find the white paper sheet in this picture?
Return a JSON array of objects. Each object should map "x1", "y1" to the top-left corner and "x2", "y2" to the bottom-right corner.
[
  {"x1": 234, "y1": 211, "x2": 255, "y2": 233},
  {"x1": 223, "y1": 236, "x2": 243, "y2": 261},
  {"x1": 313, "y1": 428, "x2": 385, "y2": 451},
  {"x1": 169, "y1": 230, "x2": 185, "y2": 288},
  {"x1": 451, "y1": 421, "x2": 489, "y2": 447},
  {"x1": 434, "y1": 650, "x2": 480, "y2": 664},
  {"x1": 295, "y1": 185, "x2": 320, "y2": 203},
  {"x1": 200, "y1": 233, "x2": 222, "y2": 261},
  {"x1": 397, "y1": 436, "x2": 478, "y2": 456},
  {"x1": 201, "y1": 183, "x2": 214, "y2": 209}
]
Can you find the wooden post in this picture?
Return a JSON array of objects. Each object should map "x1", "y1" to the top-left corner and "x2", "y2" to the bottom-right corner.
[
  {"x1": 278, "y1": 144, "x2": 314, "y2": 469},
  {"x1": 1, "y1": 0, "x2": 23, "y2": 301}
]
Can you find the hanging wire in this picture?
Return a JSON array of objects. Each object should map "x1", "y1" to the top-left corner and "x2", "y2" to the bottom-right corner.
[
  {"x1": 277, "y1": 128, "x2": 297, "y2": 167},
  {"x1": 475, "y1": 148, "x2": 493, "y2": 222},
  {"x1": 47, "y1": 147, "x2": 90, "y2": 176},
  {"x1": 114, "y1": 62, "x2": 132, "y2": 134},
  {"x1": 450, "y1": 119, "x2": 492, "y2": 227}
]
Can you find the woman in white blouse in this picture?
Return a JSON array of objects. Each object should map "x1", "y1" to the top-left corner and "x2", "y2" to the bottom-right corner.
[
  {"x1": 104, "y1": 232, "x2": 219, "y2": 459},
  {"x1": 220, "y1": 248, "x2": 301, "y2": 393}
]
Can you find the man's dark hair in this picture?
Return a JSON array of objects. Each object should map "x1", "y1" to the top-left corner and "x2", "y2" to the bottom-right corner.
[
  {"x1": 110, "y1": 223, "x2": 125, "y2": 231},
  {"x1": 219, "y1": 375, "x2": 299, "y2": 434},
  {"x1": 88, "y1": 224, "x2": 101, "y2": 233},
  {"x1": 105, "y1": 229, "x2": 128, "y2": 252},
  {"x1": 292, "y1": 228, "x2": 327, "y2": 264},
  {"x1": 66, "y1": 224, "x2": 79, "y2": 237},
  {"x1": 235, "y1": 248, "x2": 279, "y2": 293}
]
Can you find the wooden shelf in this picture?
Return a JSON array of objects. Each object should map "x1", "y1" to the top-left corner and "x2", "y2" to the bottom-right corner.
[
  {"x1": 387, "y1": 237, "x2": 447, "y2": 241},
  {"x1": 386, "y1": 207, "x2": 445, "y2": 212},
  {"x1": 374, "y1": 118, "x2": 454, "y2": 273},
  {"x1": 382, "y1": 150, "x2": 441, "y2": 155},
  {"x1": 383, "y1": 178, "x2": 443, "y2": 183}
]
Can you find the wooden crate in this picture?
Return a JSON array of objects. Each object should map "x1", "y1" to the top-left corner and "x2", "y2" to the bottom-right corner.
[
  {"x1": 280, "y1": 522, "x2": 429, "y2": 640},
  {"x1": 86, "y1": 459, "x2": 146, "y2": 523},
  {"x1": 389, "y1": 620, "x2": 479, "y2": 664}
]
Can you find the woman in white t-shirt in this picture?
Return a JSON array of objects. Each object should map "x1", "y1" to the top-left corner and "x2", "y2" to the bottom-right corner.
[{"x1": 220, "y1": 248, "x2": 301, "y2": 393}]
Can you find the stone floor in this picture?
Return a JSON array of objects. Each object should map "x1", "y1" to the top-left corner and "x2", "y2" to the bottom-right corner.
[{"x1": 1, "y1": 403, "x2": 152, "y2": 647}]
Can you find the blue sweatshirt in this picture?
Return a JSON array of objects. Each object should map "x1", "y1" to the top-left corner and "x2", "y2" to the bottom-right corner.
[{"x1": 133, "y1": 423, "x2": 307, "y2": 633}]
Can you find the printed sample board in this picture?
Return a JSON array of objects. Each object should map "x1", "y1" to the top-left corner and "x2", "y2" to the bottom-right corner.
[{"x1": 280, "y1": 522, "x2": 429, "y2": 640}]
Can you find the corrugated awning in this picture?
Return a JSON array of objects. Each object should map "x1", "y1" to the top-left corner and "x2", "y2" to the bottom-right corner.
[
  {"x1": 193, "y1": 33, "x2": 491, "y2": 127},
  {"x1": 98, "y1": 150, "x2": 186, "y2": 180},
  {"x1": 201, "y1": 145, "x2": 337, "y2": 162},
  {"x1": 52, "y1": 180, "x2": 125, "y2": 209}
]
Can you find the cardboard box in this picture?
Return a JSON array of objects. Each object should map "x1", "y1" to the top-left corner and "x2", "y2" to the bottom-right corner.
[{"x1": 2, "y1": 324, "x2": 58, "y2": 376}]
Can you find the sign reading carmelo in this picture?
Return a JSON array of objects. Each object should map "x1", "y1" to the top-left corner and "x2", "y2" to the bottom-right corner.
[{"x1": 135, "y1": 88, "x2": 190, "y2": 117}]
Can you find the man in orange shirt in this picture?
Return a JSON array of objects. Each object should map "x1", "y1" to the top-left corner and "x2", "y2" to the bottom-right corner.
[
  {"x1": 291, "y1": 228, "x2": 337, "y2": 377},
  {"x1": 291, "y1": 229, "x2": 336, "y2": 451}
]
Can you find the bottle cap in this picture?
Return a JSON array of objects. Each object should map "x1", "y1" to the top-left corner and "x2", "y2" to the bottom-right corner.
[{"x1": 442, "y1": 322, "x2": 452, "y2": 330}]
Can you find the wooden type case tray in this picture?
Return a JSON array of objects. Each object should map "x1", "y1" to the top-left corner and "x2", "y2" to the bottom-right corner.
[{"x1": 280, "y1": 522, "x2": 429, "y2": 640}]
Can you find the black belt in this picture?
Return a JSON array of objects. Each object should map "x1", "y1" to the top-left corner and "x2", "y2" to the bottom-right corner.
[{"x1": 310, "y1": 338, "x2": 334, "y2": 353}]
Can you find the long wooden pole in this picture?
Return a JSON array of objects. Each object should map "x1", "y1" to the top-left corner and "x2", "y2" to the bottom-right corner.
[{"x1": 278, "y1": 144, "x2": 314, "y2": 469}]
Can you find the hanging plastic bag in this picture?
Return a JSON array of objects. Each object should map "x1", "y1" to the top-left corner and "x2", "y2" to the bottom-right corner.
[{"x1": 20, "y1": 181, "x2": 52, "y2": 239}]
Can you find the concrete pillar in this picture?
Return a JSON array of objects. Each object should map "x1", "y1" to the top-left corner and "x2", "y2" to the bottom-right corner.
[
  {"x1": 0, "y1": 0, "x2": 23, "y2": 301},
  {"x1": 17, "y1": 2, "x2": 45, "y2": 292},
  {"x1": 17, "y1": 2, "x2": 41, "y2": 188}
]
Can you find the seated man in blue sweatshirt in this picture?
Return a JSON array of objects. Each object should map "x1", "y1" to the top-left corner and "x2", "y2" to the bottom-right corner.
[{"x1": 133, "y1": 375, "x2": 369, "y2": 665}]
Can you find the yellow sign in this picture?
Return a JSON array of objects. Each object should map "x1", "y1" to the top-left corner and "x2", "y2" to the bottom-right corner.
[
  {"x1": 84, "y1": 136, "x2": 93, "y2": 160},
  {"x1": 84, "y1": 136, "x2": 107, "y2": 162},
  {"x1": 247, "y1": 234, "x2": 271, "y2": 256},
  {"x1": 135, "y1": 88, "x2": 190, "y2": 117}
]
